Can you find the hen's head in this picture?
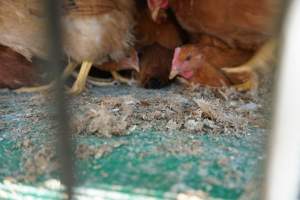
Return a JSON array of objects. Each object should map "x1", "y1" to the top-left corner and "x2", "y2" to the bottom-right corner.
[
  {"x1": 170, "y1": 45, "x2": 203, "y2": 80},
  {"x1": 147, "y1": 0, "x2": 169, "y2": 22},
  {"x1": 119, "y1": 49, "x2": 140, "y2": 72}
]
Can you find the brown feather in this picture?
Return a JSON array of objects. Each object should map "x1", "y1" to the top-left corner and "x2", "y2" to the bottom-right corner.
[
  {"x1": 138, "y1": 44, "x2": 173, "y2": 89},
  {"x1": 0, "y1": 45, "x2": 39, "y2": 89},
  {"x1": 0, "y1": 0, "x2": 48, "y2": 60},
  {"x1": 168, "y1": 0, "x2": 280, "y2": 50},
  {"x1": 62, "y1": 0, "x2": 136, "y2": 64},
  {"x1": 135, "y1": 9, "x2": 182, "y2": 49}
]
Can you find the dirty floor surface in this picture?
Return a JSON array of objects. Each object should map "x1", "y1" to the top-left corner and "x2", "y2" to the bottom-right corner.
[{"x1": 0, "y1": 83, "x2": 272, "y2": 199}]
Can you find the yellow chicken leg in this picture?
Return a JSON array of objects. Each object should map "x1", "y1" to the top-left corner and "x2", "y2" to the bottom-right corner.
[
  {"x1": 86, "y1": 76, "x2": 118, "y2": 86},
  {"x1": 222, "y1": 65, "x2": 258, "y2": 92},
  {"x1": 69, "y1": 61, "x2": 93, "y2": 95},
  {"x1": 15, "y1": 83, "x2": 55, "y2": 93},
  {"x1": 222, "y1": 38, "x2": 276, "y2": 91},
  {"x1": 62, "y1": 62, "x2": 79, "y2": 80},
  {"x1": 71, "y1": 71, "x2": 118, "y2": 87},
  {"x1": 15, "y1": 62, "x2": 77, "y2": 93},
  {"x1": 111, "y1": 71, "x2": 136, "y2": 85}
]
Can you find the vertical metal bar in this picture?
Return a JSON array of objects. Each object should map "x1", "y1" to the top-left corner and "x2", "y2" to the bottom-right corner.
[
  {"x1": 264, "y1": 0, "x2": 300, "y2": 199},
  {"x1": 43, "y1": 0, "x2": 74, "y2": 199}
]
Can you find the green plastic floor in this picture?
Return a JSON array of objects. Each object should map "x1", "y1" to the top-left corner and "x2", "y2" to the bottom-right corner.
[{"x1": 0, "y1": 86, "x2": 267, "y2": 200}]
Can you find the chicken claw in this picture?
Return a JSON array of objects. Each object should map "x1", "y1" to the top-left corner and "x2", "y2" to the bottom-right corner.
[
  {"x1": 111, "y1": 71, "x2": 136, "y2": 85},
  {"x1": 15, "y1": 62, "x2": 78, "y2": 93},
  {"x1": 69, "y1": 61, "x2": 93, "y2": 95},
  {"x1": 86, "y1": 76, "x2": 118, "y2": 87},
  {"x1": 221, "y1": 39, "x2": 276, "y2": 91},
  {"x1": 221, "y1": 65, "x2": 258, "y2": 91},
  {"x1": 15, "y1": 83, "x2": 55, "y2": 93},
  {"x1": 62, "y1": 62, "x2": 79, "y2": 79}
]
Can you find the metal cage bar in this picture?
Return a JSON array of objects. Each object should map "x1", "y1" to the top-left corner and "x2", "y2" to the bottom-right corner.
[{"x1": 44, "y1": 0, "x2": 74, "y2": 199}]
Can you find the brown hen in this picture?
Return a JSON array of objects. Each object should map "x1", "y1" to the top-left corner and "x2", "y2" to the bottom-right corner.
[
  {"x1": 134, "y1": 2, "x2": 182, "y2": 88},
  {"x1": 0, "y1": 0, "x2": 137, "y2": 94},
  {"x1": 148, "y1": 0, "x2": 280, "y2": 90},
  {"x1": 62, "y1": 0, "x2": 137, "y2": 94},
  {"x1": 170, "y1": 35, "x2": 253, "y2": 87},
  {"x1": 134, "y1": 2, "x2": 182, "y2": 49}
]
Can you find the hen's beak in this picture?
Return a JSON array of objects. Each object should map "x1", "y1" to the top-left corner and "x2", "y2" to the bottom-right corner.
[
  {"x1": 169, "y1": 69, "x2": 179, "y2": 80},
  {"x1": 132, "y1": 63, "x2": 140, "y2": 73}
]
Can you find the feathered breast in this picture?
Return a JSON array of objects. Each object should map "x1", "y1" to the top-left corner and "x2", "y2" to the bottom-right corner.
[{"x1": 61, "y1": 0, "x2": 136, "y2": 63}]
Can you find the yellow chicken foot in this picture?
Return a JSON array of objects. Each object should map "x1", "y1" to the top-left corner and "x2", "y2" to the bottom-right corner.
[
  {"x1": 86, "y1": 77, "x2": 118, "y2": 86},
  {"x1": 15, "y1": 62, "x2": 77, "y2": 93},
  {"x1": 221, "y1": 38, "x2": 276, "y2": 91},
  {"x1": 222, "y1": 63, "x2": 258, "y2": 92},
  {"x1": 222, "y1": 64, "x2": 258, "y2": 92},
  {"x1": 111, "y1": 71, "x2": 137, "y2": 85},
  {"x1": 15, "y1": 83, "x2": 55, "y2": 93},
  {"x1": 69, "y1": 61, "x2": 93, "y2": 95},
  {"x1": 62, "y1": 62, "x2": 78, "y2": 80},
  {"x1": 230, "y1": 73, "x2": 258, "y2": 92},
  {"x1": 71, "y1": 71, "x2": 118, "y2": 86}
]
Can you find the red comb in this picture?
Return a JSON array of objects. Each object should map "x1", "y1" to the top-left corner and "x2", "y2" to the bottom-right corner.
[
  {"x1": 148, "y1": 0, "x2": 169, "y2": 9},
  {"x1": 160, "y1": 0, "x2": 169, "y2": 9}
]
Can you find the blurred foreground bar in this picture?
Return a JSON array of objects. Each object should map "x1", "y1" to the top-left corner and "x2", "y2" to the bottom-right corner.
[{"x1": 44, "y1": 0, "x2": 74, "y2": 199}]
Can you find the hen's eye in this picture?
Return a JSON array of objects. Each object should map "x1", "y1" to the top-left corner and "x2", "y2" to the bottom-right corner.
[{"x1": 185, "y1": 55, "x2": 192, "y2": 61}]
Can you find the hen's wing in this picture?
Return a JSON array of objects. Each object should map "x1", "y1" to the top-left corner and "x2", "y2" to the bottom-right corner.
[
  {"x1": 0, "y1": 0, "x2": 47, "y2": 60},
  {"x1": 0, "y1": 45, "x2": 39, "y2": 89},
  {"x1": 170, "y1": 0, "x2": 280, "y2": 50}
]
